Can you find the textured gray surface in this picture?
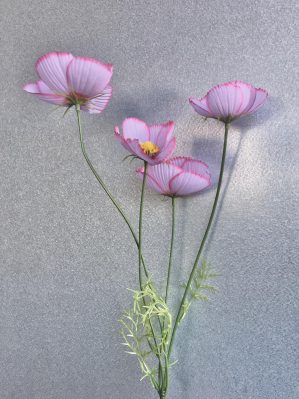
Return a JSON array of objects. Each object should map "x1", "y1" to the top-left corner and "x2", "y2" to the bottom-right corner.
[{"x1": 1, "y1": 0, "x2": 298, "y2": 398}]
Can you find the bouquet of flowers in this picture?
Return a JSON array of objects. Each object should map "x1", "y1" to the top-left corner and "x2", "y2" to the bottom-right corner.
[{"x1": 24, "y1": 51, "x2": 267, "y2": 398}]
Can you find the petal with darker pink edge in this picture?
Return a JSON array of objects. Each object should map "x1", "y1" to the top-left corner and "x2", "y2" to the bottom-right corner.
[
  {"x1": 122, "y1": 118, "x2": 150, "y2": 141},
  {"x1": 169, "y1": 172, "x2": 210, "y2": 196},
  {"x1": 189, "y1": 96, "x2": 212, "y2": 118},
  {"x1": 149, "y1": 121, "x2": 174, "y2": 147},
  {"x1": 114, "y1": 128, "x2": 134, "y2": 152},
  {"x1": 35, "y1": 52, "x2": 73, "y2": 94},
  {"x1": 154, "y1": 137, "x2": 176, "y2": 164},
  {"x1": 81, "y1": 85, "x2": 112, "y2": 114},
  {"x1": 136, "y1": 167, "x2": 165, "y2": 195},
  {"x1": 66, "y1": 56, "x2": 113, "y2": 98},
  {"x1": 148, "y1": 163, "x2": 182, "y2": 194},
  {"x1": 23, "y1": 81, "x2": 67, "y2": 105},
  {"x1": 182, "y1": 158, "x2": 210, "y2": 177},
  {"x1": 234, "y1": 81, "x2": 257, "y2": 115},
  {"x1": 207, "y1": 82, "x2": 243, "y2": 118},
  {"x1": 247, "y1": 88, "x2": 268, "y2": 114}
]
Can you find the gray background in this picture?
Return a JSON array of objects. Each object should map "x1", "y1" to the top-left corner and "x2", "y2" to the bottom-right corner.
[{"x1": 1, "y1": 0, "x2": 298, "y2": 398}]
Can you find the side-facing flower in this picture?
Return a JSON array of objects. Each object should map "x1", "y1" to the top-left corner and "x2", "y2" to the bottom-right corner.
[
  {"x1": 189, "y1": 80, "x2": 268, "y2": 122},
  {"x1": 23, "y1": 51, "x2": 113, "y2": 114},
  {"x1": 137, "y1": 157, "x2": 210, "y2": 196},
  {"x1": 115, "y1": 118, "x2": 176, "y2": 165}
]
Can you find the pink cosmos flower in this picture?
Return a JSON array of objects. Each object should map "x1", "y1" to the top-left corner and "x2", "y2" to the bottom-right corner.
[
  {"x1": 23, "y1": 52, "x2": 113, "y2": 114},
  {"x1": 189, "y1": 80, "x2": 268, "y2": 122},
  {"x1": 137, "y1": 157, "x2": 211, "y2": 196},
  {"x1": 114, "y1": 118, "x2": 176, "y2": 165}
]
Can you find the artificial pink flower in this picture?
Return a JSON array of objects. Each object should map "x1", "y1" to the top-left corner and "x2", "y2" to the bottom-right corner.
[
  {"x1": 189, "y1": 80, "x2": 268, "y2": 122},
  {"x1": 23, "y1": 52, "x2": 113, "y2": 114},
  {"x1": 137, "y1": 157, "x2": 210, "y2": 196},
  {"x1": 115, "y1": 118, "x2": 176, "y2": 165}
]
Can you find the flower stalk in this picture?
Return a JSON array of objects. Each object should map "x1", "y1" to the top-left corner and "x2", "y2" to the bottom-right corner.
[
  {"x1": 75, "y1": 104, "x2": 149, "y2": 277},
  {"x1": 168, "y1": 122, "x2": 229, "y2": 360},
  {"x1": 165, "y1": 196, "x2": 176, "y2": 303},
  {"x1": 138, "y1": 161, "x2": 148, "y2": 288}
]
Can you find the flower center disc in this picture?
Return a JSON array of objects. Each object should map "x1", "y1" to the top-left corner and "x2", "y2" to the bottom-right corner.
[{"x1": 140, "y1": 141, "x2": 160, "y2": 155}]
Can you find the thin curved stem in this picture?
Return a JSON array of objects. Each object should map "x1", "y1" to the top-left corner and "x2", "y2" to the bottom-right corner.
[
  {"x1": 168, "y1": 122, "x2": 230, "y2": 360},
  {"x1": 165, "y1": 196, "x2": 176, "y2": 303},
  {"x1": 75, "y1": 104, "x2": 148, "y2": 277}
]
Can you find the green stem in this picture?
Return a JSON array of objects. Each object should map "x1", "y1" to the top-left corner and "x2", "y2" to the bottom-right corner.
[
  {"x1": 138, "y1": 161, "x2": 164, "y2": 387},
  {"x1": 159, "y1": 197, "x2": 176, "y2": 397},
  {"x1": 75, "y1": 104, "x2": 148, "y2": 277},
  {"x1": 138, "y1": 161, "x2": 148, "y2": 289},
  {"x1": 168, "y1": 122, "x2": 230, "y2": 360},
  {"x1": 165, "y1": 196, "x2": 176, "y2": 303}
]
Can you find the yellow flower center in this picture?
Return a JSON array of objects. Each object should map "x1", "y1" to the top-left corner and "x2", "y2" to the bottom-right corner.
[{"x1": 140, "y1": 141, "x2": 160, "y2": 155}]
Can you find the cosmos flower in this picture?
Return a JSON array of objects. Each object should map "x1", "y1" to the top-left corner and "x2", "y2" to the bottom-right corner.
[
  {"x1": 137, "y1": 156, "x2": 210, "y2": 196},
  {"x1": 115, "y1": 118, "x2": 176, "y2": 165},
  {"x1": 23, "y1": 51, "x2": 113, "y2": 114},
  {"x1": 189, "y1": 80, "x2": 268, "y2": 122}
]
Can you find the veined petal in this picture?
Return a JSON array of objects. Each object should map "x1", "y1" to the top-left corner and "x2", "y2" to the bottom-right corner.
[
  {"x1": 23, "y1": 80, "x2": 67, "y2": 105},
  {"x1": 169, "y1": 157, "x2": 210, "y2": 178},
  {"x1": 181, "y1": 157, "x2": 209, "y2": 177},
  {"x1": 115, "y1": 127, "x2": 135, "y2": 152},
  {"x1": 80, "y1": 85, "x2": 112, "y2": 114},
  {"x1": 36, "y1": 52, "x2": 73, "y2": 94},
  {"x1": 154, "y1": 137, "x2": 176, "y2": 164},
  {"x1": 234, "y1": 81, "x2": 257, "y2": 115},
  {"x1": 122, "y1": 118, "x2": 150, "y2": 141},
  {"x1": 191, "y1": 81, "x2": 268, "y2": 121},
  {"x1": 247, "y1": 88, "x2": 268, "y2": 114},
  {"x1": 145, "y1": 163, "x2": 182, "y2": 195},
  {"x1": 207, "y1": 82, "x2": 243, "y2": 119},
  {"x1": 137, "y1": 167, "x2": 165, "y2": 195},
  {"x1": 149, "y1": 121, "x2": 175, "y2": 147},
  {"x1": 66, "y1": 56, "x2": 113, "y2": 98},
  {"x1": 189, "y1": 96, "x2": 212, "y2": 118},
  {"x1": 169, "y1": 171, "x2": 210, "y2": 196}
]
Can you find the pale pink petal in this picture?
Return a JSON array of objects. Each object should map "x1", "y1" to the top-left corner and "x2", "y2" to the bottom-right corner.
[
  {"x1": 122, "y1": 118, "x2": 150, "y2": 141},
  {"x1": 146, "y1": 163, "x2": 182, "y2": 195},
  {"x1": 148, "y1": 121, "x2": 175, "y2": 147},
  {"x1": 169, "y1": 171, "x2": 210, "y2": 196},
  {"x1": 136, "y1": 167, "x2": 165, "y2": 194},
  {"x1": 154, "y1": 137, "x2": 176, "y2": 164},
  {"x1": 207, "y1": 82, "x2": 243, "y2": 119},
  {"x1": 114, "y1": 127, "x2": 135, "y2": 152},
  {"x1": 189, "y1": 96, "x2": 213, "y2": 118},
  {"x1": 23, "y1": 80, "x2": 67, "y2": 105},
  {"x1": 234, "y1": 81, "x2": 257, "y2": 115},
  {"x1": 191, "y1": 81, "x2": 268, "y2": 121},
  {"x1": 66, "y1": 56, "x2": 113, "y2": 98},
  {"x1": 181, "y1": 158, "x2": 210, "y2": 177},
  {"x1": 169, "y1": 157, "x2": 210, "y2": 178},
  {"x1": 80, "y1": 85, "x2": 112, "y2": 114},
  {"x1": 168, "y1": 157, "x2": 185, "y2": 168},
  {"x1": 35, "y1": 52, "x2": 73, "y2": 94},
  {"x1": 247, "y1": 88, "x2": 268, "y2": 114}
]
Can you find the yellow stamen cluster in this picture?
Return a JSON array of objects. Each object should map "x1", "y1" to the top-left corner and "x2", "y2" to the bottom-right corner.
[{"x1": 140, "y1": 141, "x2": 160, "y2": 155}]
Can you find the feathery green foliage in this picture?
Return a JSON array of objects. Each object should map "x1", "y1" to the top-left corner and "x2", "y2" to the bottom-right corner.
[
  {"x1": 178, "y1": 260, "x2": 218, "y2": 323},
  {"x1": 120, "y1": 281, "x2": 172, "y2": 390}
]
